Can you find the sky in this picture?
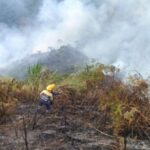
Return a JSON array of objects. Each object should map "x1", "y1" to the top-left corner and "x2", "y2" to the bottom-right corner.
[{"x1": 0, "y1": 0, "x2": 150, "y2": 76}]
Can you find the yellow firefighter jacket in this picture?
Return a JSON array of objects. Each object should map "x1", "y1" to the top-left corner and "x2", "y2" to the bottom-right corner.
[{"x1": 40, "y1": 90, "x2": 53, "y2": 101}]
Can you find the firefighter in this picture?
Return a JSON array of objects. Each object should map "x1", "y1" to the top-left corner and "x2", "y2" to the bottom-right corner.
[{"x1": 37, "y1": 84, "x2": 58, "y2": 113}]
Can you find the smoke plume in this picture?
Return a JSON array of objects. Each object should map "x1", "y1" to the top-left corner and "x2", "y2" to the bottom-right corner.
[{"x1": 0, "y1": 0, "x2": 150, "y2": 76}]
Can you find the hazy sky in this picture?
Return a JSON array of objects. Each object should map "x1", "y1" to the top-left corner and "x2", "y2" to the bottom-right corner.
[{"x1": 0, "y1": 0, "x2": 150, "y2": 76}]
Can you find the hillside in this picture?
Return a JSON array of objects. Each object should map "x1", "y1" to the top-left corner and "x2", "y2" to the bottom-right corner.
[
  {"x1": 0, "y1": 45, "x2": 88, "y2": 78},
  {"x1": 0, "y1": 64, "x2": 150, "y2": 150}
]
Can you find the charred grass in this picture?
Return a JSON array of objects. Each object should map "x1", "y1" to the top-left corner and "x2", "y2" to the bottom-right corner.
[{"x1": 0, "y1": 64, "x2": 150, "y2": 145}]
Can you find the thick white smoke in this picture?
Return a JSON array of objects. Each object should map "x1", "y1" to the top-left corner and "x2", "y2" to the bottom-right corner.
[{"x1": 0, "y1": 0, "x2": 150, "y2": 76}]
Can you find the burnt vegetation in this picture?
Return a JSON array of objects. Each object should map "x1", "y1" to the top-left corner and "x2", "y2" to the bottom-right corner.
[{"x1": 0, "y1": 63, "x2": 150, "y2": 150}]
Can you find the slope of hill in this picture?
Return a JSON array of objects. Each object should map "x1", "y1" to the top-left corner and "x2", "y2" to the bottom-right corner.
[
  {"x1": 0, "y1": 45, "x2": 88, "y2": 78},
  {"x1": 0, "y1": 64, "x2": 150, "y2": 149}
]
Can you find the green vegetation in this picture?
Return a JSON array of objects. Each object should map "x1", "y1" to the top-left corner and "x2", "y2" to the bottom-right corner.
[
  {"x1": 27, "y1": 63, "x2": 42, "y2": 87},
  {"x1": 61, "y1": 64, "x2": 106, "y2": 91},
  {"x1": 27, "y1": 63, "x2": 62, "y2": 89}
]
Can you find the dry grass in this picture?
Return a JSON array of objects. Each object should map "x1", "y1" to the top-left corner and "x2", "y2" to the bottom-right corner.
[
  {"x1": 79, "y1": 74, "x2": 150, "y2": 140},
  {"x1": 0, "y1": 64, "x2": 149, "y2": 142}
]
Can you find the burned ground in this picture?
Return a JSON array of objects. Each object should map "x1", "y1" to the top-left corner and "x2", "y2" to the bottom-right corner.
[
  {"x1": 0, "y1": 94, "x2": 149, "y2": 150},
  {"x1": 0, "y1": 65, "x2": 150, "y2": 150}
]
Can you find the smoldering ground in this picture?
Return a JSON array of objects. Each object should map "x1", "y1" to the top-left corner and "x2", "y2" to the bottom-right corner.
[{"x1": 0, "y1": 0, "x2": 150, "y2": 76}]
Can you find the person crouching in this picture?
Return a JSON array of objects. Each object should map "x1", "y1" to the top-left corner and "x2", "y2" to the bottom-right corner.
[{"x1": 37, "y1": 84, "x2": 58, "y2": 113}]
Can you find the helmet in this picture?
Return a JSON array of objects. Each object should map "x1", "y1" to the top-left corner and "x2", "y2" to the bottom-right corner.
[{"x1": 46, "y1": 84, "x2": 55, "y2": 92}]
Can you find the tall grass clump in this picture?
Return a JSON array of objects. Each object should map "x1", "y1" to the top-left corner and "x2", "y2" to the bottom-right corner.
[
  {"x1": 27, "y1": 64, "x2": 62, "y2": 86},
  {"x1": 27, "y1": 63, "x2": 42, "y2": 88}
]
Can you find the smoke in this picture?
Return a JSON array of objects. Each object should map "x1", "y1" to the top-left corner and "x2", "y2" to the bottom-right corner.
[{"x1": 0, "y1": 0, "x2": 150, "y2": 76}]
